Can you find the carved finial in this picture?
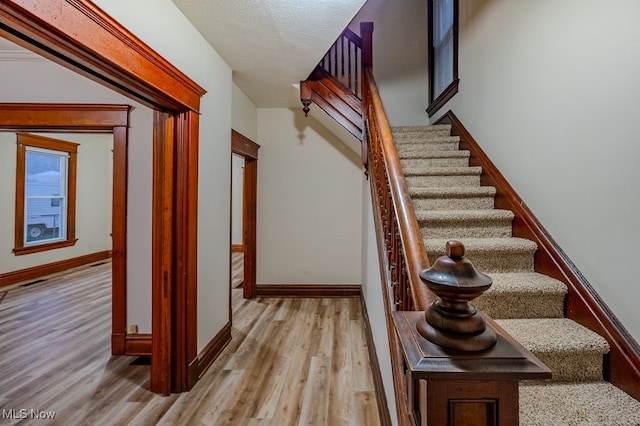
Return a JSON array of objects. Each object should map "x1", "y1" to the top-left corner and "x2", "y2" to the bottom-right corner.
[
  {"x1": 446, "y1": 240, "x2": 464, "y2": 259},
  {"x1": 416, "y1": 240, "x2": 497, "y2": 351},
  {"x1": 302, "y1": 100, "x2": 311, "y2": 117}
]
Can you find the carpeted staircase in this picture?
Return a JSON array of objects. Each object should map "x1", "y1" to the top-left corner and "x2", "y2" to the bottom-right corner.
[{"x1": 392, "y1": 125, "x2": 640, "y2": 425}]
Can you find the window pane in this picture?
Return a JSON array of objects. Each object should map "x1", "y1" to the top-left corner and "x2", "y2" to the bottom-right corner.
[
  {"x1": 25, "y1": 151, "x2": 63, "y2": 196},
  {"x1": 24, "y1": 150, "x2": 67, "y2": 245},
  {"x1": 434, "y1": 0, "x2": 454, "y2": 43},
  {"x1": 25, "y1": 197, "x2": 64, "y2": 243},
  {"x1": 434, "y1": 36, "x2": 454, "y2": 98}
]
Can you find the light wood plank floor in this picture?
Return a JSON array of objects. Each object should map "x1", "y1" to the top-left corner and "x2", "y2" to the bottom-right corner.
[
  {"x1": 0, "y1": 262, "x2": 380, "y2": 426},
  {"x1": 231, "y1": 252, "x2": 243, "y2": 288}
]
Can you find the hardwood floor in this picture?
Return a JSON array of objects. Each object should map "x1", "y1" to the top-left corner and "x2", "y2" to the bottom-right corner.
[
  {"x1": 231, "y1": 252, "x2": 244, "y2": 288},
  {"x1": 0, "y1": 261, "x2": 381, "y2": 425}
]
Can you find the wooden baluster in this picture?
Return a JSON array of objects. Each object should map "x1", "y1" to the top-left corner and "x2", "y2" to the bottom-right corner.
[
  {"x1": 355, "y1": 48, "x2": 360, "y2": 98},
  {"x1": 340, "y1": 35, "x2": 345, "y2": 85}
]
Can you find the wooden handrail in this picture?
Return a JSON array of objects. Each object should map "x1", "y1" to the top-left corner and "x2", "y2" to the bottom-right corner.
[{"x1": 362, "y1": 67, "x2": 433, "y2": 312}]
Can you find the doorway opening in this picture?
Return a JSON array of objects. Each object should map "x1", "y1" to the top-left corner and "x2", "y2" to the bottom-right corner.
[{"x1": 230, "y1": 130, "x2": 260, "y2": 301}]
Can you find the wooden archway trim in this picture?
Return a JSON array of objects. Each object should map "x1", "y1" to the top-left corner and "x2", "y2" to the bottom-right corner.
[
  {"x1": 0, "y1": 102, "x2": 130, "y2": 356},
  {"x1": 0, "y1": 0, "x2": 206, "y2": 394},
  {"x1": 0, "y1": 1, "x2": 205, "y2": 111}
]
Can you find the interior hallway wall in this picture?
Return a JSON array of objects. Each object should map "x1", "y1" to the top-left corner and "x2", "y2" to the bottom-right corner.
[
  {"x1": 434, "y1": 0, "x2": 640, "y2": 342},
  {"x1": 256, "y1": 108, "x2": 363, "y2": 285}
]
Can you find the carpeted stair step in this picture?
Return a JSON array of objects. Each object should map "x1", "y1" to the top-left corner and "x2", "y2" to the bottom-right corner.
[
  {"x1": 425, "y1": 237, "x2": 537, "y2": 272},
  {"x1": 409, "y1": 186, "x2": 496, "y2": 211},
  {"x1": 395, "y1": 137, "x2": 460, "y2": 154},
  {"x1": 391, "y1": 124, "x2": 452, "y2": 139},
  {"x1": 400, "y1": 150, "x2": 470, "y2": 168},
  {"x1": 496, "y1": 318, "x2": 609, "y2": 382},
  {"x1": 405, "y1": 166, "x2": 482, "y2": 188},
  {"x1": 474, "y1": 272, "x2": 567, "y2": 319},
  {"x1": 519, "y1": 381, "x2": 640, "y2": 425},
  {"x1": 416, "y1": 209, "x2": 514, "y2": 239}
]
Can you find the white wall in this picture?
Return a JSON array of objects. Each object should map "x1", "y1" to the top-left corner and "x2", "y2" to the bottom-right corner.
[
  {"x1": 433, "y1": 0, "x2": 640, "y2": 342},
  {"x1": 92, "y1": 0, "x2": 234, "y2": 352},
  {"x1": 0, "y1": 53, "x2": 154, "y2": 333},
  {"x1": 232, "y1": 83, "x2": 258, "y2": 141},
  {"x1": 349, "y1": 0, "x2": 429, "y2": 126},
  {"x1": 256, "y1": 108, "x2": 363, "y2": 285},
  {"x1": 0, "y1": 132, "x2": 112, "y2": 273}
]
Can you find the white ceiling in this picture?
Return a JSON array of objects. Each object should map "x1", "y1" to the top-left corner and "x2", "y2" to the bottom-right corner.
[{"x1": 171, "y1": 0, "x2": 367, "y2": 107}]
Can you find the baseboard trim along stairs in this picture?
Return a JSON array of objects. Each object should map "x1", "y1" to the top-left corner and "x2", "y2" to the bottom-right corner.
[{"x1": 392, "y1": 116, "x2": 640, "y2": 425}]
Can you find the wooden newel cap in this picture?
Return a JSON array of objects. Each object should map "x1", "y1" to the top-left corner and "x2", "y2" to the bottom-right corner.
[{"x1": 417, "y1": 240, "x2": 497, "y2": 351}]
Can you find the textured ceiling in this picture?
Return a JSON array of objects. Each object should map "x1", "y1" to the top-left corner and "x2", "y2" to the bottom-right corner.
[{"x1": 172, "y1": 0, "x2": 367, "y2": 107}]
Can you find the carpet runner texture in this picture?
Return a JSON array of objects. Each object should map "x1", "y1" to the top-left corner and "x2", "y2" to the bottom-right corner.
[{"x1": 392, "y1": 125, "x2": 640, "y2": 425}]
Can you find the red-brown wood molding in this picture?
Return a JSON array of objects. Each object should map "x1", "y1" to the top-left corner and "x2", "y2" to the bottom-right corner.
[
  {"x1": 125, "y1": 334, "x2": 152, "y2": 357},
  {"x1": 0, "y1": 1, "x2": 205, "y2": 111},
  {"x1": 435, "y1": 110, "x2": 640, "y2": 401},
  {"x1": 255, "y1": 284, "x2": 361, "y2": 298},
  {"x1": 0, "y1": 103, "x2": 130, "y2": 131},
  {"x1": 231, "y1": 129, "x2": 260, "y2": 160},
  {"x1": 0, "y1": 250, "x2": 111, "y2": 288},
  {"x1": 231, "y1": 130, "x2": 260, "y2": 301}
]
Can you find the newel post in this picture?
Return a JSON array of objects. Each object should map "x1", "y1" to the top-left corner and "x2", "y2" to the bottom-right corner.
[
  {"x1": 393, "y1": 241, "x2": 551, "y2": 426},
  {"x1": 360, "y1": 22, "x2": 374, "y2": 111},
  {"x1": 360, "y1": 22, "x2": 374, "y2": 68}
]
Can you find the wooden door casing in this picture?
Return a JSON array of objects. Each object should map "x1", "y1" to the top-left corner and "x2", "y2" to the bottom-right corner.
[{"x1": 0, "y1": 0, "x2": 206, "y2": 394}]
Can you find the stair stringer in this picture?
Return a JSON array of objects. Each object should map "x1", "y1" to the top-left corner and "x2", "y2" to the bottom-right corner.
[
  {"x1": 434, "y1": 110, "x2": 640, "y2": 401},
  {"x1": 300, "y1": 66, "x2": 363, "y2": 140}
]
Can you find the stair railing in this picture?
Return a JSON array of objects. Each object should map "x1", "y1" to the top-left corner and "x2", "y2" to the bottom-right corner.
[
  {"x1": 303, "y1": 22, "x2": 550, "y2": 426},
  {"x1": 319, "y1": 27, "x2": 363, "y2": 99}
]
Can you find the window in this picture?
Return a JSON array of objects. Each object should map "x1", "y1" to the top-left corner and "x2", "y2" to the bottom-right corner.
[
  {"x1": 427, "y1": 0, "x2": 459, "y2": 117},
  {"x1": 14, "y1": 133, "x2": 78, "y2": 255}
]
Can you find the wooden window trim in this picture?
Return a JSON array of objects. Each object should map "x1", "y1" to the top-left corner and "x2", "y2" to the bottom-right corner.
[
  {"x1": 14, "y1": 133, "x2": 79, "y2": 255},
  {"x1": 427, "y1": 0, "x2": 459, "y2": 117}
]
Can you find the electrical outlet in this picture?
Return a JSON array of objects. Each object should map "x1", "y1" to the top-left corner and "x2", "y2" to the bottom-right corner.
[
  {"x1": 304, "y1": 265, "x2": 310, "y2": 274},
  {"x1": 128, "y1": 324, "x2": 139, "y2": 334}
]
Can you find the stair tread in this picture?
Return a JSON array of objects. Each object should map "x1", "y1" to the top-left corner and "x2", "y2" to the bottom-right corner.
[
  {"x1": 404, "y1": 166, "x2": 482, "y2": 176},
  {"x1": 425, "y1": 237, "x2": 538, "y2": 253},
  {"x1": 496, "y1": 318, "x2": 609, "y2": 354},
  {"x1": 391, "y1": 125, "x2": 451, "y2": 133},
  {"x1": 487, "y1": 272, "x2": 567, "y2": 295},
  {"x1": 415, "y1": 209, "x2": 514, "y2": 222},
  {"x1": 409, "y1": 186, "x2": 496, "y2": 197},
  {"x1": 476, "y1": 272, "x2": 567, "y2": 319},
  {"x1": 519, "y1": 381, "x2": 640, "y2": 425},
  {"x1": 393, "y1": 135, "x2": 460, "y2": 143},
  {"x1": 399, "y1": 150, "x2": 470, "y2": 159}
]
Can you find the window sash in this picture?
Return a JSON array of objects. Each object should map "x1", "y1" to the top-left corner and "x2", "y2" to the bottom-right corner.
[
  {"x1": 23, "y1": 147, "x2": 69, "y2": 245},
  {"x1": 14, "y1": 133, "x2": 78, "y2": 256},
  {"x1": 433, "y1": 0, "x2": 454, "y2": 99}
]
